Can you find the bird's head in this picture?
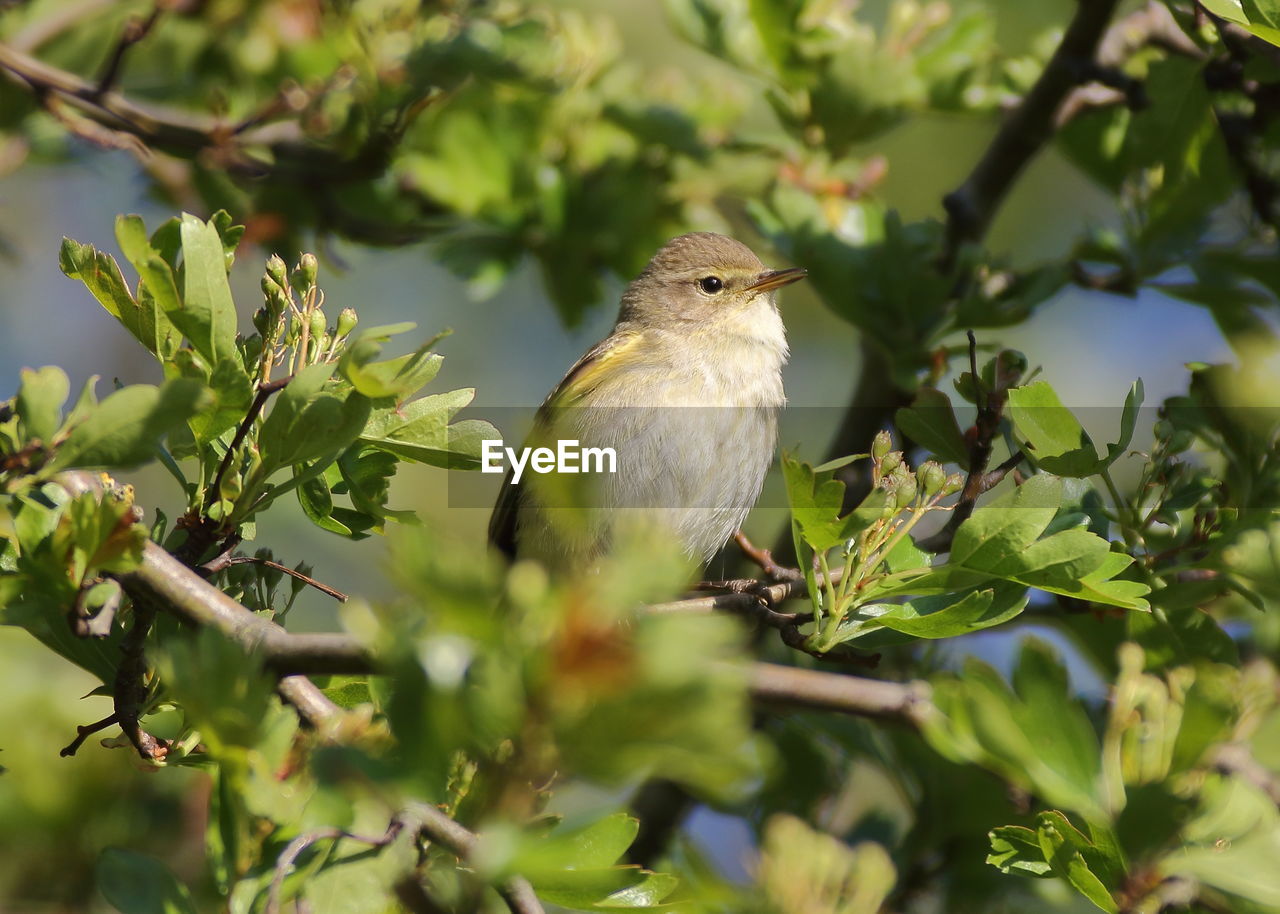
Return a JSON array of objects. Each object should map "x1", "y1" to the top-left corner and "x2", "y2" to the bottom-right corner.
[{"x1": 618, "y1": 232, "x2": 806, "y2": 331}]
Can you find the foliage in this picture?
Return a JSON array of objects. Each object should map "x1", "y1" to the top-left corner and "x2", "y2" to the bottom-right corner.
[{"x1": 1, "y1": 1, "x2": 1280, "y2": 913}]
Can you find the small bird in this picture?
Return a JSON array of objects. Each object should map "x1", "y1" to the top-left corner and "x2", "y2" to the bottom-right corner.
[{"x1": 489, "y1": 232, "x2": 805, "y2": 570}]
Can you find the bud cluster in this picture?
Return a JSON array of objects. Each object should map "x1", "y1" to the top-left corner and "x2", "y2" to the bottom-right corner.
[
  {"x1": 805, "y1": 431, "x2": 969, "y2": 653},
  {"x1": 254, "y1": 252, "x2": 358, "y2": 381}
]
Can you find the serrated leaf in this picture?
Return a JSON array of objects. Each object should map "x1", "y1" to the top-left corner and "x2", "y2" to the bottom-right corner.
[
  {"x1": 259, "y1": 364, "x2": 372, "y2": 471},
  {"x1": 1035, "y1": 811, "x2": 1119, "y2": 913},
  {"x1": 339, "y1": 324, "x2": 446, "y2": 400},
  {"x1": 115, "y1": 213, "x2": 182, "y2": 359},
  {"x1": 359, "y1": 388, "x2": 496, "y2": 469},
  {"x1": 53, "y1": 379, "x2": 209, "y2": 469},
  {"x1": 59, "y1": 238, "x2": 160, "y2": 357},
  {"x1": 987, "y1": 825, "x2": 1052, "y2": 877},
  {"x1": 949, "y1": 475, "x2": 1062, "y2": 569},
  {"x1": 843, "y1": 584, "x2": 1028, "y2": 641},
  {"x1": 1007, "y1": 381, "x2": 1103, "y2": 477}
]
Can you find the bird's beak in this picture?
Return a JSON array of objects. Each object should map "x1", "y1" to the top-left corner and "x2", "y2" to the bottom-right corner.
[{"x1": 749, "y1": 267, "x2": 807, "y2": 293}]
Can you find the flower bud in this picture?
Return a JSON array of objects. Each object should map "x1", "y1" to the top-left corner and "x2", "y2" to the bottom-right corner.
[
  {"x1": 266, "y1": 254, "x2": 288, "y2": 288},
  {"x1": 920, "y1": 461, "x2": 946, "y2": 496},
  {"x1": 880, "y1": 451, "x2": 903, "y2": 477},
  {"x1": 893, "y1": 474, "x2": 918, "y2": 510},
  {"x1": 872, "y1": 430, "x2": 892, "y2": 461},
  {"x1": 252, "y1": 307, "x2": 271, "y2": 337},
  {"x1": 309, "y1": 309, "x2": 326, "y2": 340},
  {"x1": 293, "y1": 252, "x2": 318, "y2": 289},
  {"x1": 336, "y1": 307, "x2": 358, "y2": 338},
  {"x1": 287, "y1": 313, "x2": 302, "y2": 345},
  {"x1": 943, "y1": 472, "x2": 965, "y2": 496}
]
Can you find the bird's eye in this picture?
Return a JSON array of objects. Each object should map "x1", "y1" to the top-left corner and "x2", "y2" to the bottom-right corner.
[{"x1": 698, "y1": 276, "x2": 724, "y2": 294}]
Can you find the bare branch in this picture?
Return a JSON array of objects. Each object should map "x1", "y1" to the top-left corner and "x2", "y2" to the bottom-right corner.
[
  {"x1": 943, "y1": 0, "x2": 1124, "y2": 265},
  {"x1": 748, "y1": 662, "x2": 933, "y2": 726},
  {"x1": 0, "y1": 42, "x2": 429, "y2": 184},
  {"x1": 92, "y1": 5, "x2": 163, "y2": 98},
  {"x1": 225, "y1": 555, "x2": 349, "y2": 603}
]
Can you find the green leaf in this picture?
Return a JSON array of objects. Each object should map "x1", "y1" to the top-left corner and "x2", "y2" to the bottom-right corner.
[
  {"x1": 16, "y1": 365, "x2": 69, "y2": 444},
  {"x1": 259, "y1": 364, "x2": 372, "y2": 471},
  {"x1": 987, "y1": 527, "x2": 1110, "y2": 588},
  {"x1": 115, "y1": 213, "x2": 182, "y2": 359},
  {"x1": 1035, "y1": 811, "x2": 1119, "y2": 913},
  {"x1": 53, "y1": 379, "x2": 209, "y2": 469},
  {"x1": 781, "y1": 453, "x2": 888, "y2": 553},
  {"x1": 1104, "y1": 379, "x2": 1144, "y2": 466},
  {"x1": 949, "y1": 474, "x2": 1062, "y2": 569},
  {"x1": 59, "y1": 238, "x2": 159, "y2": 357},
  {"x1": 177, "y1": 213, "x2": 240, "y2": 366},
  {"x1": 1007, "y1": 381, "x2": 1102, "y2": 477},
  {"x1": 186, "y1": 359, "x2": 254, "y2": 447},
  {"x1": 358, "y1": 388, "x2": 497, "y2": 469},
  {"x1": 987, "y1": 825, "x2": 1052, "y2": 877},
  {"x1": 96, "y1": 848, "x2": 196, "y2": 914},
  {"x1": 296, "y1": 465, "x2": 354, "y2": 536},
  {"x1": 339, "y1": 323, "x2": 446, "y2": 400},
  {"x1": 530, "y1": 867, "x2": 677, "y2": 910},
  {"x1": 896, "y1": 387, "x2": 969, "y2": 465},
  {"x1": 843, "y1": 584, "x2": 1028, "y2": 641}
]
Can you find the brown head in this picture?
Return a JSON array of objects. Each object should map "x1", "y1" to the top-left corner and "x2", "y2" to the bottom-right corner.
[{"x1": 617, "y1": 232, "x2": 806, "y2": 330}]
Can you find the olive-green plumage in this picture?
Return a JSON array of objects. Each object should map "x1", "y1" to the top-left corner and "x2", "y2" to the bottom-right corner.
[{"x1": 489, "y1": 232, "x2": 805, "y2": 569}]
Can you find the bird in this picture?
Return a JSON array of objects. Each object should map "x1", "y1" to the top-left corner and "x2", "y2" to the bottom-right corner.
[{"x1": 488, "y1": 232, "x2": 805, "y2": 570}]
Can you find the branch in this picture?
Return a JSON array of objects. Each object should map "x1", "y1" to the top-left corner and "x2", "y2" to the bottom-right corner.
[
  {"x1": 0, "y1": 41, "x2": 426, "y2": 184},
  {"x1": 917, "y1": 333, "x2": 1023, "y2": 554},
  {"x1": 405, "y1": 803, "x2": 546, "y2": 914},
  {"x1": 92, "y1": 4, "x2": 163, "y2": 98},
  {"x1": 205, "y1": 375, "x2": 291, "y2": 514},
  {"x1": 748, "y1": 662, "x2": 933, "y2": 727},
  {"x1": 942, "y1": 0, "x2": 1124, "y2": 265}
]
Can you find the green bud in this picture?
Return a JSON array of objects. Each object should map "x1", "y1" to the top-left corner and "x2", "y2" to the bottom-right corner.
[
  {"x1": 308, "y1": 309, "x2": 326, "y2": 340},
  {"x1": 287, "y1": 313, "x2": 302, "y2": 345},
  {"x1": 1153, "y1": 419, "x2": 1173, "y2": 440},
  {"x1": 336, "y1": 307, "x2": 358, "y2": 338},
  {"x1": 293, "y1": 252, "x2": 318, "y2": 289},
  {"x1": 266, "y1": 254, "x2": 288, "y2": 288},
  {"x1": 1167, "y1": 430, "x2": 1194, "y2": 454},
  {"x1": 880, "y1": 451, "x2": 903, "y2": 477},
  {"x1": 920, "y1": 461, "x2": 946, "y2": 496},
  {"x1": 263, "y1": 282, "x2": 288, "y2": 318},
  {"x1": 893, "y1": 474, "x2": 918, "y2": 510},
  {"x1": 880, "y1": 482, "x2": 899, "y2": 517},
  {"x1": 313, "y1": 331, "x2": 330, "y2": 356},
  {"x1": 252, "y1": 307, "x2": 270, "y2": 337},
  {"x1": 943, "y1": 473, "x2": 965, "y2": 496},
  {"x1": 872, "y1": 430, "x2": 892, "y2": 461}
]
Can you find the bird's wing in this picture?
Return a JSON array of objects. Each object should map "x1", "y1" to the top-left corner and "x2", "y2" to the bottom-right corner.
[{"x1": 487, "y1": 330, "x2": 644, "y2": 557}]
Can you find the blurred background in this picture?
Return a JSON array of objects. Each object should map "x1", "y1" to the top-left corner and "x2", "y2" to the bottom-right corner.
[{"x1": 0, "y1": 0, "x2": 1247, "y2": 908}]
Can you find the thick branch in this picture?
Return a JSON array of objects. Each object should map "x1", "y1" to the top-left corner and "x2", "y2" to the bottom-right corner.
[
  {"x1": 943, "y1": 0, "x2": 1123, "y2": 263},
  {"x1": 748, "y1": 662, "x2": 933, "y2": 726}
]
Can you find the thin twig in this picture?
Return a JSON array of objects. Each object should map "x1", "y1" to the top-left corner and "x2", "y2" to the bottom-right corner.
[
  {"x1": 205, "y1": 375, "x2": 291, "y2": 514},
  {"x1": 268, "y1": 821, "x2": 404, "y2": 914},
  {"x1": 92, "y1": 5, "x2": 163, "y2": 98},
  {"x1": 59, "y1": 712, "x2": 120, "y2": 758},
  {"x1": 734, "y1": 531, "x2": 803, "y2": 582},
  {"x1": 205, "y1": 553, "x2": 350, "y2": 603},
  {"x1": 917, "y1": 333, "x2": 1021, "y2": 553}
]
